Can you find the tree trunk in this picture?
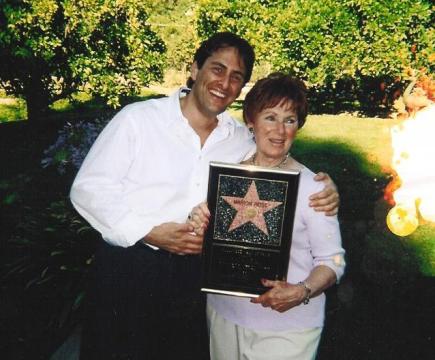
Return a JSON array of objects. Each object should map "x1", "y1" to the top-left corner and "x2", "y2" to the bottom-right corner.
[{"x1": 24, "y1": 71, "x2": 50, "y2": 124}]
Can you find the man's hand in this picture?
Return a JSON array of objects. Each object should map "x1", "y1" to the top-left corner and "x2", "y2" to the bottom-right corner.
[
  {"x1": 143, "y1": 222, "x2": 203, "y2": 255},
  {"x1": 187, "y1": 202, "x2": 210, "y2": 236},
  {"x1": 250, "y1": 279, "x2": 305, "y2": 313},
  {"x1": 310, "y1": 172, "x2": 340, "y2": 216}
]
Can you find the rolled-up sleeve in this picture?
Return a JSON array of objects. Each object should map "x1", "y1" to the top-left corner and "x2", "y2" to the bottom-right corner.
[
  {"x1": 299, "y1": 171, "x2": 346, "y2": 283},
  {"x1": 308, "y1": 215, "x2": 346, "y2": 282}
]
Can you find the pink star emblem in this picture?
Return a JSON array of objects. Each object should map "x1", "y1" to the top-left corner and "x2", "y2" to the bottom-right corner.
[{"x1": 222, "y1": 181, "x2": 283, "y2": 236}]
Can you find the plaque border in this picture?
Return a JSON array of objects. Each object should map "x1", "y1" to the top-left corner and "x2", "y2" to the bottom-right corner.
[{"x1": 201, "y1": 161, "x2": 300, "y2": 297}]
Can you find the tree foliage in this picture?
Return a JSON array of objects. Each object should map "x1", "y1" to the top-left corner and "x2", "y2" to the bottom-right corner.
[
  {"x1": 196, "y1": 0, "x2": 434, "y2": 113},
  {"x1": 147, "y1": 0, "x2": 198, "y2": 72},
  {"x1": 196, "y1": 0, "x2": 282, "y2": 70},
  {"x1": 0, "y1": 0, "x2": 165, "y2": 122}
]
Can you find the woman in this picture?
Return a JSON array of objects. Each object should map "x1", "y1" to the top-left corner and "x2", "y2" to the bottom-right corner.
[{"x1": 189, "y1": 73, "x2": 345, "y2": 360}]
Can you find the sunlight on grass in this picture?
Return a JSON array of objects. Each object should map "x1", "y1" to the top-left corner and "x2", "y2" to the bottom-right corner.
[
  {"x1": 298, "y1": 114, "x2": 401, "y2": 171},
  {"x1": 0, "y1": 97, "x2": 27, "y2": 122},
  {"x1": 50, "y1": 92, "x2": 95, "y2": 112},
  {"x1": 50, "y1": 98, "x2": 73, "y2": 112},
  {"x1": 409, "y1": 225, "x2": 435, "y2": 276},
  {"x1": 1, "y1": 89, "x2": 165, "y2": 123},
  {"x1": 228, "y1": 109, "x2": 400, "y2": 171}
]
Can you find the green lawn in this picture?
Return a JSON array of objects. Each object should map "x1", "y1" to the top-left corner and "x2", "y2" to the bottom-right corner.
[
  {"x1": 0, "y1": 91, "x2": 399, "y2": 172},
  {"x1": 0, "y1": 97, "x2": 27, "y2": 122},
  {"x1": 229, "y1": 108, "x2": 400, "y2": 171},
  {"x1": 2, "y1": 93, "x2": 434, "y2": 277},
  {"x1": 0, "y1": 89, "x2": 160, "y2": 123},
  {"x1": 230, "y1": 106, "x2": 435, "y2": 277},
  {"x1": 298, "y1": 114, "x2": 401, "y2": 170}
]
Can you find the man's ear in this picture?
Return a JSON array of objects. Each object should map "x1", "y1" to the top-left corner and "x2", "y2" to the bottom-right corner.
[{"x1": 191, "y1": 62, "x2": 199, "y2": 81}]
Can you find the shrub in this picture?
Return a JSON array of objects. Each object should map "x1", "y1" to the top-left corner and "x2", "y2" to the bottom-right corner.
[
  {"x1": 0, "y1": 0, "x2": 166, "y2": 122},
  {"x1": 1, "y1": 171, "x2": 99, "y2": 358},
  {"x1": 196, "y1": 0, "x2": 434, "y2": 114}
]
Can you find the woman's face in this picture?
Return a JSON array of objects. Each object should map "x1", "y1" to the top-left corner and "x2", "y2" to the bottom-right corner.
[{"x1": 248, "y1": 100, "x2": 298, "y2": 163}]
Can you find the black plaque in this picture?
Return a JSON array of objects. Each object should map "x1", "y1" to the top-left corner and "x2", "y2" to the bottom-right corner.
[{"x1": 201, "y1": 161, "x2": 300, "y2": 297}]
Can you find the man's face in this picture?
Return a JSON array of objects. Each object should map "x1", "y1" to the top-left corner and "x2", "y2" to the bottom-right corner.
[{"x1": 190, "y1": 47, "x2": 246, "y2": 118}]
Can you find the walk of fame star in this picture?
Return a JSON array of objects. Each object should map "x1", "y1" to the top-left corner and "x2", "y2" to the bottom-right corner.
[{"x1": 222, "y1": 181, "x2": 283, "y2": 236}]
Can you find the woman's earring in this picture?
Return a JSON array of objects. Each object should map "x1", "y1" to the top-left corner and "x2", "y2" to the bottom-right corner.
[{"x1": 249, "y1": 127, "x2": 255, "y2": 142}]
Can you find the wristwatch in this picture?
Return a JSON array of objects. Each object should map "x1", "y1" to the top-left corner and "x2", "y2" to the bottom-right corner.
[{"x1": 297, "y1": 281, "x2": 312, "y2": 305}]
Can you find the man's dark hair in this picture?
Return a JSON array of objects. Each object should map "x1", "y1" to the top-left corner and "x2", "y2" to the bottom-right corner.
[
  {"x1": 243, "y1": 73, "x2": 308, "y2": 129},
  {"x1": 186, "y1": 32, "x2": 255, "y2": 88}
]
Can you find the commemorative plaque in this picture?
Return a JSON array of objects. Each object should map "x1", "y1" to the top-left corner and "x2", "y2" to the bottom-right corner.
[{"x1": 201, "y1": 161, "x2": 300, "y2": 298}]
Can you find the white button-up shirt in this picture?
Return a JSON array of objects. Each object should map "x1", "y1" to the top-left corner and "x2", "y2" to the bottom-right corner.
[{"x1": 70, "y1": 88, "x2": 255, "y2": 248}]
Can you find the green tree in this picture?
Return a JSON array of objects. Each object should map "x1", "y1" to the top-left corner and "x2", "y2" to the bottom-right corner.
[
  {"x1": 0, "y1": 0, "x2": 165, "y2": 123},
  {"x1": 347, "y1": 0, "x2": 434, "y2": 111},
  {"x1": 147, "y1": 0, "x2": 198, "y2": 73},
  {"x1": 196, "y1": 0, "x2": 271, "y2": 60},
  {"x1": 196, "y1": 0, "x2": 282, "y2": 78},
  {"x1": 196, "y1": 0, "x2": 434, "y2": 113}
]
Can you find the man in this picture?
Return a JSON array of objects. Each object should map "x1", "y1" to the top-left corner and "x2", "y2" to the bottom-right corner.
[{"x1": 70, "y1": 32, "x2": 339, "y2": 360}]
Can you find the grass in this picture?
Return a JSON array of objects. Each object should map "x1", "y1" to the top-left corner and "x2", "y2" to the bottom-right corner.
[
  {"x1": 50, "y1": 92, "x2": 95, "y2": 112},
  {"x1": 0, "y1": 97, "x2": 27, "y2": 122},
  {"x1": 229, "y1": 105, "x2": 435, "y2": 276},
  {"x1": 298, "y1": 114, "x2": 401, "y2": 171},
  {"x1": 409, "y1": 225, "x2": 435, "y2": 275},
  {"x1": 2, "y1": 92, "x2": 434, "y2": 276},
  {"x1": 0, "y1": 89, "x2": 163, "y2": 123},
  {"x1": 1, "y1": 94, "x2": 400, "y2": 172},
  {"x1": 228, "y1": 107, "x2": 401, "y2": 170}
]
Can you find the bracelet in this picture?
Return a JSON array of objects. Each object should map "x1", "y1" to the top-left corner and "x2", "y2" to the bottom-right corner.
[{"x1": 297, "y1": 281, "x2": 312, "y2": 305}]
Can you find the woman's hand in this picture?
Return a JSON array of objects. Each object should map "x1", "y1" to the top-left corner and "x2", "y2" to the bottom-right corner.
[
  {"x1": 252, "y1": 266, "x2": 337, "y2": 313},
  {"x1": 250, "y1": 279, "x2": 306, "y2": 313},
  {"x1": 310, "y1": 172, "x2": 340, "y2": 216},
  {"x1": 187, "y1": 202, "x2": 211, "y2": 236}
]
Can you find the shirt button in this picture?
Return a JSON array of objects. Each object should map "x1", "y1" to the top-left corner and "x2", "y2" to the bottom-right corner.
[{"x1": 196, "y1": 183, "x2": 200, "y2": 187}]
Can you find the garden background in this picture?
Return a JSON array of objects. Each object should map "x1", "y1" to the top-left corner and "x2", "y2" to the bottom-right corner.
[{"x1": 1, "y1": 1, "x2": 434, "y2": 359}]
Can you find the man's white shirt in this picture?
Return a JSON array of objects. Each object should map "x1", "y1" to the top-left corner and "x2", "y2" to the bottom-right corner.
[{"x1": 70, "y1": 88, "x2": 255, "y2": 248}]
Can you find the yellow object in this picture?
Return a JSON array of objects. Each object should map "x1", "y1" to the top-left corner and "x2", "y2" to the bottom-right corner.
[{"x1": 386, "y1": 204, "x2": 419, "y2": 236}]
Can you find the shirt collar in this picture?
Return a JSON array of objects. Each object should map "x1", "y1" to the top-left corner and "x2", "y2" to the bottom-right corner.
[
  {"x1": 216, "y1": 110, "x2": 236, "y2": 137},
  {"x1": 167, "y1": 87, "x2": 236, "y2": 137},
  {"x1": 165, "y1": 87, "x2": 189, "y2": 128}
]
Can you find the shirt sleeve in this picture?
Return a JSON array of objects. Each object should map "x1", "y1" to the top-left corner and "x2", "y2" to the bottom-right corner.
[
  {"x1": 70, "y1": 109, "x2": 155, "y2": 248},
  {"x1": 302, "y1": 173, "x2": 346, "y2": 282}
]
